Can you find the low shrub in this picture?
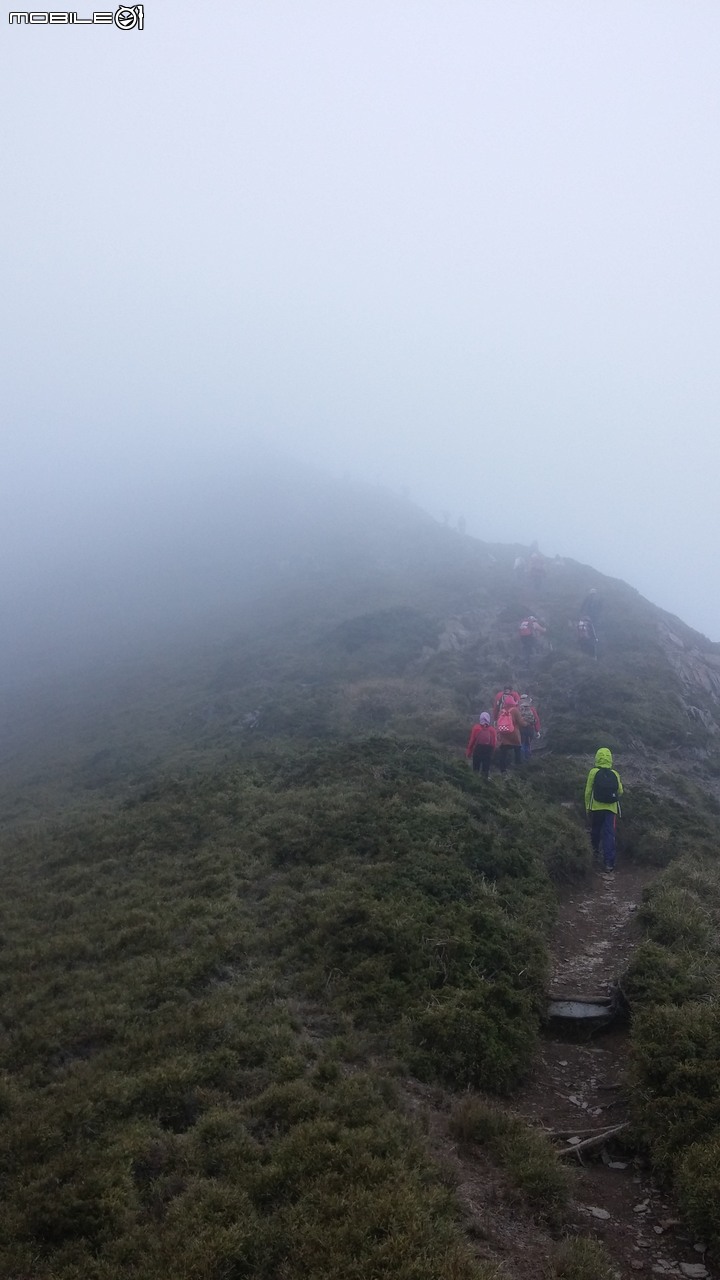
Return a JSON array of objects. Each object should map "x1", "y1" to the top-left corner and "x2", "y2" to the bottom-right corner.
[
  {"x1": 676, "y1": 1133, "x2": 720, "y2": 1251},
  {"x1": 638, "y1": 886, "x2": 712, "y2": 949},
  {"x1": 623, "y1": 940, "x2": 711, "y2": 1008},
  {"x1": 547, "y1": 1237, "x2": 615, "y2": 1279},
  {"x1": 630, "y1": 1002, "x2": 720, "y2": 1176},
  {"x1": 449, "y1": 1098, "x2": 570, "y2": 1224}
]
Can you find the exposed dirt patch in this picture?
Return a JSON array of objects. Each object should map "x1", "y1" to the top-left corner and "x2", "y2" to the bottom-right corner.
[{"x1": 548, "y1": 862, "x2": 652, "y2": 998}]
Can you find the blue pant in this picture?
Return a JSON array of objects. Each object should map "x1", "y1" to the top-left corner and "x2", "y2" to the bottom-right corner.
[{"x1": 590, "y1": 810, "x2": 616, "y2": 870}]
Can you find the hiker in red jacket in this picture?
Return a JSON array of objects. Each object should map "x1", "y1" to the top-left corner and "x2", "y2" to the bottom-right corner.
[
  {"x1": 518, "y1": 694, "x2": 541, "y2": 761},
  {"x1": 519, "y1": 615, "x2": 547, "y2": 662},
  {"x1": 466, "y1": 712, "x2": 496, "y2": 779},
  {"x1": 496, "y1": 694, "x2": 523, "y2": 773},
  {"x1": 492, "y1": 685, "x2": 520, "y2": 723}
]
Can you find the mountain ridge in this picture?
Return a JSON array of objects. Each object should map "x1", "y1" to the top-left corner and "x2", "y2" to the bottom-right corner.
[
  {"x1": 1, "y1": 475, "x2": 719, "y2": 825},
  {"x1": 2, "y1": 475, "x2": 720, "y2": 1278}
]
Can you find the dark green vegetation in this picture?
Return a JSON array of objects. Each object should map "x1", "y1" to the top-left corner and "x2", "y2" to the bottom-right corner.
[
  {"x1": 0, "y1": 736, "x2": 590, "y2": 1278},
  {"x1": 625, "y1": 856, "x2": 720, "y2": 1251},
  {"x1": 547, "y1": 1239, "x2": 616, "y2": 1280},
  {"x1": 2, "y1": 479, "x2": 720, "y2": 1275}
]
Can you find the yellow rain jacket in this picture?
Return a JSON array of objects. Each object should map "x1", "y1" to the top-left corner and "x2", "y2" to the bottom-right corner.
[{"x1": 584, "y1": 747, "x2": 623, "y2": 814}]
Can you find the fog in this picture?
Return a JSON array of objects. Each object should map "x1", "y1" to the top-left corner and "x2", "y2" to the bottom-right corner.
[{"x1": 3, "y1": 0, "x2": 720, "y2": 674}]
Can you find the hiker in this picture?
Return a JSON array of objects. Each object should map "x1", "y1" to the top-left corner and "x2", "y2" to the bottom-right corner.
[
  {"x1": 579, "y1": 587, "x2": 602, "y2": 623},
  {"x1": 584, "y1": 748, "x2": 623, "y2": 875},
  {"x1": 492, "y1": 685, "x2": 520, "y2": 723},
  {"x1": 466, "y1": 712, "x2": 496, "y2": 779},
  {"x1": 518, "y1": 694, "x2": 541, "y2": 761},
  {"x1": 513, "y1": 555, "x2": 526, "y2": 580},
  {"x1": 519, "y1": 615, "x2": 546, "y2": 661},
  {"x1": 496, "y1": 694, "x2": 523, "y2": 773},
  {"x1": 577, "y1": 616, "x2": 598, "y2": 659},
  {"x1": 528, "y1": 550, "x2": 546, "y2": 588}
]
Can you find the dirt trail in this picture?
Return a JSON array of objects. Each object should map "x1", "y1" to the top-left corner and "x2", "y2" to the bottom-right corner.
[
  {"x1": 414, "y1": 864, "x2": 719, "y2": 1277},
  {"x1": 512, "y1": 865, "x2": 718, "y2": 1280}
]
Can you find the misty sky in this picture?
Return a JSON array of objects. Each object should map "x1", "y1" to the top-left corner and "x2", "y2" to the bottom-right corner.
[{"x1": 3, "y1": 2, "x2": 720, "y2": 642}]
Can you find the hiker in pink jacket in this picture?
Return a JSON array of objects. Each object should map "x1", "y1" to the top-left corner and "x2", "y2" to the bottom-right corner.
[
  {"x1": 495, "y1": 695, "x2": 523, "y2": 773},
  {"x1": 492, "y1": 685, "x2": 520, "y2": 724}
]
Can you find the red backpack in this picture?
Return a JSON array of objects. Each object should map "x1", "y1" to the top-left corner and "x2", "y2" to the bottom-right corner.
[
  {"x1": 519, "y1": 618, "x2": 533, "y2": 637},
  {"x1": 497, "y1": 708, "x2": 515, "y2": 735}
]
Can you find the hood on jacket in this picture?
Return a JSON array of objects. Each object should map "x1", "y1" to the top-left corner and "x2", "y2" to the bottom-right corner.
[{"x1": 594, "y1": 747, "x2": 613, "y2": 768}]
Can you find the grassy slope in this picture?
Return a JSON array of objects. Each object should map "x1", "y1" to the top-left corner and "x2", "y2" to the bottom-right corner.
[
  {"x1": 1, "y1": 739, "x2": 589, "y2": 1279},
  {"x1": 2, "y1": 487, "x2": 720, "y2": 1276}
]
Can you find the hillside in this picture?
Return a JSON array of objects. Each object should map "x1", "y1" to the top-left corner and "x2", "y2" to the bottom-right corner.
[
  {"x1": 3, "y1": 472, "x2": 720, "y2": 822},
  {"x1": 2, "y1": 475, "x2": 720, "y2": 1280}
]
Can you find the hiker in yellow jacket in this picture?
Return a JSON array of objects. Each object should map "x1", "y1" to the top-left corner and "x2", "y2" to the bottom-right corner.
[{"x1": 584, "y1": 747, "x2": 623, "y2": 875}]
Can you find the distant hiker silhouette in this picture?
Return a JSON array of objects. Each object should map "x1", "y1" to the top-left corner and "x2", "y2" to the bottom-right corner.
[
  {"x1": 518, "y1": 694, "x2": 541, "y2": 761},
  {"x1": 577, "y1": 616, "x2": 598, "y2": 659},
  {"x1": 519, "y1": 615, "x2": 546, "y2": 661},
  {"x1": 466, "y1": 712, "x2": 496, "y2": 779},
  {"x1": 579, "y1": 588, "x2": 602, "y2": 623},
  {"x1": 584, "y1": 748, "x2": 623, "y2": 875},
  {"x1": 528, "y1": 551, "x2": 546, "y2": 588},
  {"x1": 496, "y1": 694, "x2": 523, "y2": 773}
]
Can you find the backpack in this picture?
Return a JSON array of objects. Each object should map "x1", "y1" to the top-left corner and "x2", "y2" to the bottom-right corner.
[
  {"x1": 519, "y1": 618, "x2": 533, "y2": 637},
  {"x1": 497, "y1": 708, "x2": 515, "y2": 735},
  {"x1": 593, "y1": 767, "x2": 618, "y2": 804},
  {"x1": 519, "y1": 701, "x2": 535, "y2": 726}
]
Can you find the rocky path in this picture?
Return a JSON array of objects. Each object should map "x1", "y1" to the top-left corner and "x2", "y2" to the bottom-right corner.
[{"x1": 513, "y1": 865, "x2": 717, "y2": 1280}]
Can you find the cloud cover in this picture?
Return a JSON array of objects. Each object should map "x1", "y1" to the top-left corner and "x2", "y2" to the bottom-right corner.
[{"x1": 2, "y1": 1, "x2": 719, "y2": 641}]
